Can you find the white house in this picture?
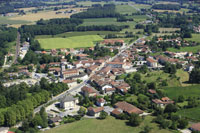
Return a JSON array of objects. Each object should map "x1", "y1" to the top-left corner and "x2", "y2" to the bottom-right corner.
[{"x1": 60, "y1": 95, "x2": 79, "y2": 110}]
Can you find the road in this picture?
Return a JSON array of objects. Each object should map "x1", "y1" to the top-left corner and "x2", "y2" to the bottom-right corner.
[
  {"x1": 34, "y1": 36, "x2": 145, "y2": 113},
  {"x1": 13, "y1": 32, "x2": 21, "y2": 64}
]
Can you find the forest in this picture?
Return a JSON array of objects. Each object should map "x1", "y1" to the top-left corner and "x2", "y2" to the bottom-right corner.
[{"x1": 152, "y1": 4, "x2": 181, "y2": 10}]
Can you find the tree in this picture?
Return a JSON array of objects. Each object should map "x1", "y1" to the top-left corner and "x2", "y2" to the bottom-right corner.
[
  {"x1": 99, "y1": 111, "x2": 108, "y2": 119},
  {"x1": 178, "y1": 95, "x2": 185, "y2": 102},
  {"x1": 78, "y1": 107, "x2": 87, "y2": 116},
  {"x1": 170, "y1": 121, "x2": 178, "y2": 130},
  {"x1": 164, "y1": 104, "x2": 178, "y2": 113},
  {"x1": 39, "y1": 107, "x2": 48, "y2": 128},
  {"x1": 128, "y1": 113, "x2": 142, "y2": 127},
  {"x1": 178, "y1": 119, "x2": 188, "y2": 129},
  {"x1": 142, "y1": 125, "x2": 152, "y2": 133},
  {"x1": 0, "y1": 112, "x2": 4, "y2": 126},
  {"x1": 5, "y1": 109, "x2": 16, "y2": 126}
]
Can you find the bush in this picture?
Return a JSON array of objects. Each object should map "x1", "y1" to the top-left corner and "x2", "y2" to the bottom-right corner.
[{"x1": 99, "y1": 111, "x2": 108, "y2": 120}]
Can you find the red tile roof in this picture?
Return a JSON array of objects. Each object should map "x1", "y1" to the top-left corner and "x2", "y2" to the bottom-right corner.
[
  {"x1": 190, "y1": 123, "x2": 200, "y2": 131},
  {"x1": 88, "y1": 107, "x2": 104, "y2": 113}
]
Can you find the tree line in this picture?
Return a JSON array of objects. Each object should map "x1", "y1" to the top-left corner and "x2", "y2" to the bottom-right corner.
[
  {"x1": 152, "y1": 4, "x2": 181, "y2": 11},
  {"x1": 0, "y1": 78, "x2": 69, "y2": 127},
  {"x1": 71, "y1": 4, "x2": 121, "y2": 19}
]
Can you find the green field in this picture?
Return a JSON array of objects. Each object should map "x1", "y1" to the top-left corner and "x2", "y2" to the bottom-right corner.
[
  {"x1": 177, "y1": 106, "x2": 200, "y2": 121},
  {"x1": 164, "y1": 85, "x2": 200, "y2": 99},
  {"x1": 38, "y1": 35, "x2": 103, "y2": 49},
  {"x1": 185, "y1": 34, "x2": 200, "y2": 43},
  {"x1": 116, "y1": 4, "x2": 137, "y2": 14},
  {"x1": 176, "y1": 69, "x2": 190, "y2": 86},
  {"x1": 133, "y1": 4, "x2": 152, "y2": 9},
  {"x1": 35, "y1": 31, "x2": 121, "y2": 39},
  {"x1": 0, "y1": 16, "x2": 31, "y2": 25},
  {"x1": 141, "y1": 70, "x2": 181, "y2": 87},
  {"x1": 44, "y1": 116, "x2": 172, "y2": 133},
  {"x1": 126, "y1": 15, "x2": 148, "y2": 22},
  {"x1": 167, "y1": 45, "x2": 200, "y2": 53}
]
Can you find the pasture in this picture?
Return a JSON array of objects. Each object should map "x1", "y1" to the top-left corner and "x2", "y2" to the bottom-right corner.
[
  {"x1": 38, "y1": 35, "x2": 103, "y2": 49},
  {"x1": 44, "y1": 116, "x2": 172, "y2": 133},
  {"x1": 133, "y1": 4, "x2": 152, "y2": 9},
  {"x1": 163, "y1": 85, "x2": 200, "y2": 99},
  {"x1": 0, "y1": 16, "x2": 31, "y2": 25}
]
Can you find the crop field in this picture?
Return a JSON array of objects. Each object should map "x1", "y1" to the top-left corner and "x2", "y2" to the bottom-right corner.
[
  {"x1": 185, "y1": 34, "x2": 200, "y2": 42},
  {"x1": 126, "y1": 15, "x2": 148, "y2": 22},
  {"x1": 177, "y1": 106, "x2": 200, "y2": 121},
  {"x1": 44, "y1": 116, "x2": 172, "y2": 133},
  {"x1": 76, "y1": 1, "x2": 109, "y2": 6},
  {"x1": 133, "y1": 4, "x2": 152, "y2": 9},
  {"x1": 38, "y1": 35, "x2": 103, "y2": 49},
  {"x1": 116, "y1": 4, "x2": 137, "y2": 14},
  {"x1": 0, "y1": 16, "x2": 31, "y2": 25},
  {"x1": 164, "y1": 85, "x2": 200, "y2": 99},
  {"x1": 9, "y1": 7, "x2": 86, "y2": 22},
  {"x1": 159, "y1": 28, "x2": 180, "y2": 32}
]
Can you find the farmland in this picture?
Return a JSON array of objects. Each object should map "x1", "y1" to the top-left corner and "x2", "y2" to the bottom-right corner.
[
  {"x1": 44, "y1": 116, "x2": 172, "y2": 133},
  {"x1": 38, "y1": 35, "x2": 103, "y2": 49},
  {"x1": 116, "y1": 4, "x2": 137, "y2": 14}
]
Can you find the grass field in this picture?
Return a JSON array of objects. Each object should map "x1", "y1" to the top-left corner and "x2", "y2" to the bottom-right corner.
[
  {"x1": 77, "y1": 1, "x2": 109, "y2": 6},
  {"x1": 44, "y1": 116, "x2": 172, "y2": 133},
  {"x1": 0, "y1": 16, "x2": 31, "y2": 25},
  {"x1": 176, "y1": 69, "x2": 190, "y2": 86},
  {"x1": 126, "y1": 15, "x2": 148, "y2": 23},
  {"x1": 185, "y1": 34, "x2": 200, "y2": 43},
  {"x1": 141, "y1": 70, "x2": 181, "y2": 87},
  {"x1": 177, "y1": 106, "x2": 200, "y2": 121},
  {"x1": 164, "y1": 85, "x2": 200, "y2": 99},
  {"x1": 159, "y1": 28, "x2": 180, "y2": 32},
  {"x1": 167, "y1": 45, "x2": 200, "y2": 53},
  {"x1": 116, "y1": 4, "x2": 137, "y2": 14},
  {"x1": 36, "y1": 31, "x2": 122, "y2": 39},
  {"x1": 133, "y1": 4, "x2": 152, "y2": 9},
  {"x1": 38, "y1": 35, "x2": 103, "y2": 49}
]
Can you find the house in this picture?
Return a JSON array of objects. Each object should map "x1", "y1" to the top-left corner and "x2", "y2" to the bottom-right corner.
[
  {"x1": 81, "y1": 86, "x2": 98, "y2": 97},
  {"x1": 62, "y1": 79, "x2": 77, "y2": 87},
  {"x1": 106, "y1": 62, "x2": 124, "y2": 68},
  {"x1": 101, "y1": 39, "x2": 124, "y2": 45},
  {"x1": 87, "y1": 107, "x2": 104, "y2": 117},
  {"x1": 146, "y1": 57, "x2": 158, "y2": 68},
  {"x1": 0, "y1": 127, "x2": 9, "y2": 133},
  {"x1": 105, "y1": 87, "x2": 116, "y2": 95},
  {"x1": 86, "y1": 65, "x2": 99, "y2": 75},
  {"x1": 114, "y1": 101, "x2": 144, "y2": 115},
  {"x1": 60, "y1": 95, "x2": 79, "y2": 110},
  {"x1": 148, "y1": 89, "x2": 157, "y2": 94},
  {"x1": 49, "y1": 116, "x2": 62, "y2": 125},
  {"x1": 185, "y1": 64, "x2": 194, "y2": 72},
  {"x1": 96, "y1": 98, "x2": 106, "y2": 107},
  {"x1": 152, "y1": 97, "x2": 174, "y2": 108},
  {"x1": 111, "y1": 108, "x2": 123, "y2": 116},
  {"x1": 190, "y1": 123, "x2": 200, "y2": 132},
  {"x1": 76, "y1": 54, "x2": 89, "y2": 60},
  {"x1": 61, "y1": 69, "x2": 79, "y2": 79}
]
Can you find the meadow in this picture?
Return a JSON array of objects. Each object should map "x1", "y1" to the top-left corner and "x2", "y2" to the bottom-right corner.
[
  {"x1": 44, "y1": 116, "x2": 172, "y2": 133},
  {"x1": 116, "y1": 4, "x2": 137, "y2": 14},
  {"x1": 176, "y1": 106, "x2": 200, "y2": 121},
  {"x1": 0, "y1": 16, "x2": 31, "y2": 25},
  {"x1": 163, "y1": 85, "x2": 200, "y2": 99},
  {"x1": 185, "y1": 34, "x2": 200, "y2": 43},
  {"x1": 167, "y1": 45, "x2": 200, "y2": 53},
  {"x1": 133, "y1": 4, "x2": 152, "y2": 9},
  {"x1": 38, "y1": 35, "x2": 103, "y2": 49}
]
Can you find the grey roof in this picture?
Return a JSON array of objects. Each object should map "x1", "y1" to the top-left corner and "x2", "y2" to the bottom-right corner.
[
  {"x1": 0, "y1": 127, "x2": 9, "y2": 132},
  {"x1": 61, "y1": 95, "x2": 77, "y2": 103}
]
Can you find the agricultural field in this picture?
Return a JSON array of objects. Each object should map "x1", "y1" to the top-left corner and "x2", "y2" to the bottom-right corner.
[
  {"x1": 0, "y1": 16, "x2": 31, "y2": 25},
  {"x1": 176, "y1": 69, "x2": 190, "y2": 86},
  {"x1": 38, "y1": 35, "x2": 103, "y2": 49},
  {"x1": 167, "y1": 45, "x2": 200, "y2": 53},
  {"x1": 126, "y1": 15, "x2": 148, "y2": 23},
  {"x1": 116, "y1": 4, "x2": 137, "y2": 15},
  {"x1": 35, "y1": 31, "x2": 122, "y2": 39},
  {"x1": 185, "y1": 34, "x2": 200, "y2": 43},
  {"x1": 176, "y1": 106, "x2": 200, "y2": 121},
  {"x1": 159, "y1": 28, "x2": 180, "y2": 33},
  {"x1": 133, "y1": 4, "x2": 152, "y2": 9},
  {"x1": 44, "y1": 116, "x2": 172, "y2": 133},
  {"x1": 10, "y1": 7, "x2": 86, "y2": 22},
  {"x1": 163, "y1": 85, "x2": 200, "y2": 99},
  {"x1": 76, "y1": 1, "x2": 109, "y2": 6}
]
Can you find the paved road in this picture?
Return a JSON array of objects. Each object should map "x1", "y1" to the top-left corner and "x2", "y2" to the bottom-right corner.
[{"x1": 14, "y1": 32, "x2": 21, "y2": 64}]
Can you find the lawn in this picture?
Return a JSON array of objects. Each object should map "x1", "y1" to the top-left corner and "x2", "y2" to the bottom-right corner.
[
  {"x1": 185, "y1": 34, "x2": 200, "y2": 43},
  {"x1": 163, "y1": 85, "x2": 200, "y2": 99},
  {"x1": 36, "y1": 31, "x2": 121, "y2": 39},
  {"x1": 176, "y1": 106, "x2": 200, "y2": 121},
  {"x1": 44, "y1": 116, "x2": 172, "y2": 133},
  {"x1": 116, "y1": 4, "x2": 137, "y2": 14},
  {"x1": 38, "y1": 35, "x2": 103, "y2": 49},
  {"x1": 167, "y1": 45, "x2": 200, "y2": 53}
]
